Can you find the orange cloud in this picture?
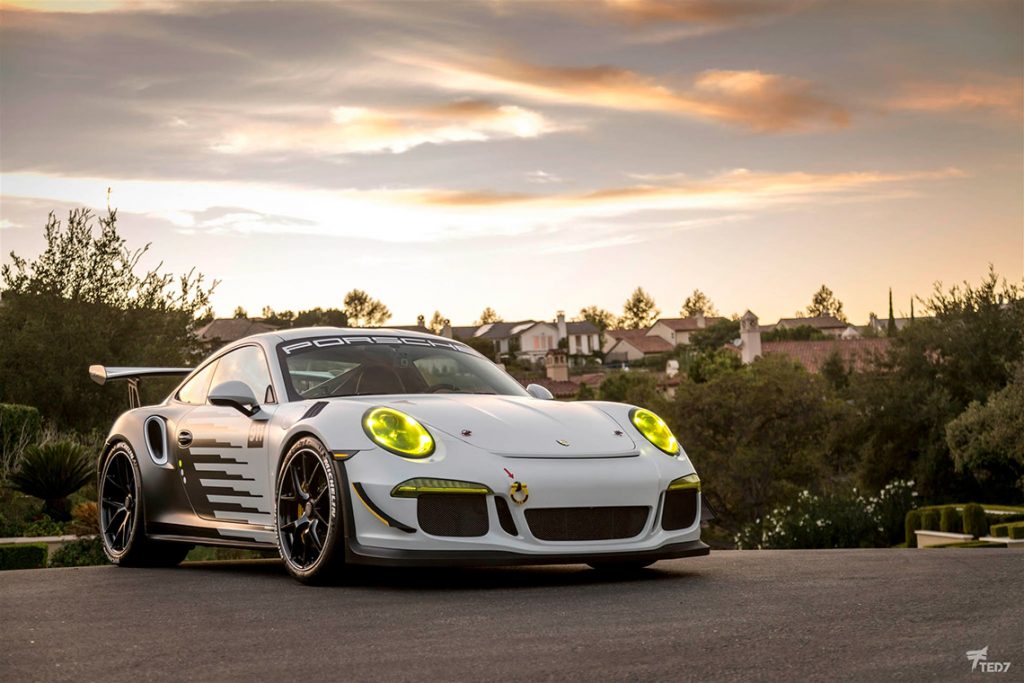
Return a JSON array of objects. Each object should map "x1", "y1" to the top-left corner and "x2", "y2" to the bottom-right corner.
[
  {"x1": 889, "y1": 78, "x2": 1023, "y2": 119},
  {"x1": 598, "y1": 0, "x2": 803, "y2": 24},
  {"x1": 211, "y1": 100, "x2": 558, "y2": 155},
  {"x1": 411, "y1": 167, "x2": 966, "y2": 210},
  {"x1": 391, "y1": 53, "x2": 848, "y2": 131}
]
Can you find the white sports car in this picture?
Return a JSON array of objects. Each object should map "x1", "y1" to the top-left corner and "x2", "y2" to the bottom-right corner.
[{"x1": 91, "y1": 327, "x2": 708, "y2": 583}]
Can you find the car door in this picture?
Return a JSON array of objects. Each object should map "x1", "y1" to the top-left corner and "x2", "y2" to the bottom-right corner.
[{"x1": 174, "y1": 344, "x2": 277, "y2": 531}]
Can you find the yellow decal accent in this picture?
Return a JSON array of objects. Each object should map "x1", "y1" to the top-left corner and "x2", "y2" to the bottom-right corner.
[{"x1": 352, "y1": 483, "x2": 390, "y2": 528}]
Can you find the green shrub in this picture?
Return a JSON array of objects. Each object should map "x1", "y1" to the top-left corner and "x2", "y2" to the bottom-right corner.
[
  {"x1": 990, "y1": 523, "x2": 1010, "y2": 538},
  {"x1": 962, "y1": 503, "x2": 988, "y2": 538},
  {"x1": 49, "y1": 537, "x2": 107, "y2": 567},
  {"x1": 0, "y1": 403, "x2": 42, "y2": 476},
  {"x1": 939, "y1": 506, "x2": 962, "y2": 533},
  {"x1": 905, "y1": 510, "x2": 922, "y2": 547},
  {"x1": 0, "y1": 543, "x2": 48, "y2": 570},
  {"x1": 22, "y1": 516, "x2": 64, "y2": 537},
  {"x1": 1009, "y1": 525, "x2": 1024, "y2": 540},
  {"x1": 920, "y1": 509, "x2": 940, "y2": 532},
  {"x1": 8, "y1": 441, "x2": 94, "y2": 521}
]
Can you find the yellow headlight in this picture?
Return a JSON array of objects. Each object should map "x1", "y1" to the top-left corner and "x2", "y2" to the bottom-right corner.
[
  {"x1": 630, "y1": 407, "x2": 680, "y2": 455},
  {"x1": 362, "y1": 407, "x2": 435, "y2": 458}
]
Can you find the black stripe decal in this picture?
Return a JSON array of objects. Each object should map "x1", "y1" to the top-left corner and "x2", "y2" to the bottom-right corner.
[
  {"x1": 301, "y1": 401, "x2": 329, "y2": 420},
  {"x1": 352, "y1": 482, "x2": 415, "y2": 534}
]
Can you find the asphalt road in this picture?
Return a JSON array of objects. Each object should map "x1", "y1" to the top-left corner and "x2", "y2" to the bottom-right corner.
[{"x1": 1, "y1": 549, "x2": 1020, "y2": 682}]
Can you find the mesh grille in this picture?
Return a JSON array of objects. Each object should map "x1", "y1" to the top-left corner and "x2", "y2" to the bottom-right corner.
[
  {"x1": 494, "y1": 496, "x2": 518, "y2": 536},
  {"x1": 417, "y1": 494, "x2": 489, "y2": 537},
  {"x1": 525, "y1": 506, "x2": 648, "y2": 541},
  {"x1": 661, "y1": 489, "x2": 698, "y2": 531}
]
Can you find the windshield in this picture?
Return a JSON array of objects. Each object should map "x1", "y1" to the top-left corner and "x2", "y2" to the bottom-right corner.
[{"x1": 276, "y1": 335, "x2": 529, "y2": 400}]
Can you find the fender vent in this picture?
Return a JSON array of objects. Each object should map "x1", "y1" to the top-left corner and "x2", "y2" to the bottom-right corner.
[
  {"x1": 144, "y1": 416, "x2": 168, "y2": 465},
  {"x1": 526, "y1": 506, "x2": 648, "y2": 541},
  {"x1": 661, "y1": 489, "x2": 699, "y2": 531},
  {"x1": 417, "y1": 494, "x2": 488, "y2": 537}
]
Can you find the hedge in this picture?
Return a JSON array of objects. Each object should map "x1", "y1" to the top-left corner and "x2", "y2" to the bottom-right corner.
[
  {"x1": 1010, "y1": 525, "x2": 1024, "y2": 541},
  {"x1": 939, "y1": 506, "x2": 962, "y2": 533},
  {"x1": 0, "y1": 543, "x2": 48, "y2": 570},
  {"x1": 962, "y1": 503, "x2": 988, "y2": 538},
  {"x1": 920, "y1": 509, "x2": 940, "y2": 532},
  {"x1": 905, "y1": 510, "x2": 922, "y2": 547},
  {"x1": 0, "y1": 403, "x2": 42, "y2": 466}
]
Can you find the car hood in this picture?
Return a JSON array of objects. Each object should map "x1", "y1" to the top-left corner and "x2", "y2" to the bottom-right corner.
[{"x1": 352, "y1": 394, "x2": 637, "y2": 458}]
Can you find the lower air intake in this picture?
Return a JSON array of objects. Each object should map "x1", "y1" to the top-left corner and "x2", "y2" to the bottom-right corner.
[
  {"x1": 661, "y1": 489, "x2": 699, "y2": 531},
  {"x1": 417, "y1": 494, "x2": 489, "y2": 537},
  {"x1": 525, "y1": 506, "x2": 649, "y2": 541}
]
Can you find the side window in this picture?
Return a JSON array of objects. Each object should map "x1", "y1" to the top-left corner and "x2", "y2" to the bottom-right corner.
[
  {"x1": 177, "y1": 362, "x2": 217, "y2": 405},
  {"x1": 209, "y1": 346, "x2": 275, "y2": 404}
]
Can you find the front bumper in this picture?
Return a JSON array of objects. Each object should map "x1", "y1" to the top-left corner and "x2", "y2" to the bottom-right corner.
[
  {"x1": 339, "y1": 433, "x2": 706, "y2": 565},
  {"x1": 346, "y1": 538, "x2": 710, "y2": 567}
]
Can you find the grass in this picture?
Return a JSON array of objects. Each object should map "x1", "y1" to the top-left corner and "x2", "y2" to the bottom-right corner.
[
  {"x1": 185, "y1": 546, "x2": 278, "y2": 562},
  {"x1": 927, "y1": 540, "x2": 1006, "y2": 548}
]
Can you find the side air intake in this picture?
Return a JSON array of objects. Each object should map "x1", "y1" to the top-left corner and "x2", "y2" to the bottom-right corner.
[{"x1": 144, "y1": 416, "x2": 169, "y2": 465}]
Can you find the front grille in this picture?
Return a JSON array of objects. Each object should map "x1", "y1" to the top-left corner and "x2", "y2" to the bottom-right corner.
[
  {"x1": 661, "y1": 489, "x2": 698, "y2": 530},
  {"x1": 525, "y1": 506, "x2": 649, "y2": 541},
  {"x1": 417, "y1": 494, "x2": 489, "y2": 537}
]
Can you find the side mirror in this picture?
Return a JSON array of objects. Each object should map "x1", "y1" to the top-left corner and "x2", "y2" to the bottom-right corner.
[
  {"x1": 526, "y1": 383, "x2": 554, "y2": 400},
  {"x1": 209, "y1": 381, "x2": 260, "y2": 416}
]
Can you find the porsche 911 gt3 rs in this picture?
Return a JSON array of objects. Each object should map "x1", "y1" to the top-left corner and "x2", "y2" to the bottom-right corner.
[{"x1": 91, "y1": 327, "x2": 709, "y2": 583}]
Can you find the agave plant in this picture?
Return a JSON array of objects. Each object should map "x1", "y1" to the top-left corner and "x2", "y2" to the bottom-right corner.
[{"x1": 9, "y1": 441, "x2": 95, "y2": 521}]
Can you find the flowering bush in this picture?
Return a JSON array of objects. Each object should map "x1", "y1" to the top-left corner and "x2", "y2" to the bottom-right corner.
[{"x1": 735, "y1": 479, "x2": 917, "y2": 549}]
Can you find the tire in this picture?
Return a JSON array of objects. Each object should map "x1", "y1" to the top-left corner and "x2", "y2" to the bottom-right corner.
[
  {"x1": 275, "y1": 437, "x2": 346, "y2": 584},
  {"x1": 587, "y1": 560, "x2": 656, "y2": 573},
  {"x1": 99, "y1": 442, "x2": 191, "y2": 567}
]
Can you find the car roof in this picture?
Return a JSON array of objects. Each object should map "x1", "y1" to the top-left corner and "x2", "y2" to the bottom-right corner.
[{"x1": 257, "y1": 326, "x2": 450, "y2": 343}]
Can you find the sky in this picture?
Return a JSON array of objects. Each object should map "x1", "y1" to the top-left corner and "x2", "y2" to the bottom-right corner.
[{"x1": 1, "y1": 0, "x2": 1021, "y2": 326}]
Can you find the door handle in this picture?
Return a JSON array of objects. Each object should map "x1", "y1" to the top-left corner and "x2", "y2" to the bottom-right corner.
[{"x1": 177, "y1": 430, "x2": 193, "y2": 448}]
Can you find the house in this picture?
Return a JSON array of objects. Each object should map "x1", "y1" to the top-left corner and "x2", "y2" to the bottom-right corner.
[
  {"x1": 604, "y1": 334, "x2": 674, "y2": 363},
  {"x1": 866, "y1": 313, "x2": 930, "y2": 336},
  {"x1": 735, "y1": 311, "x2": 889, "y2": 371},
  {"x1": 766, "y1": 315, "x2": 856, "y2": 338},
  {"x1": 195, "y1": 318, "x2": 279, "y2": 345},
  {"x1": 647, "y1": 314, "x2": 727, "y2": 346},
  {"x1": 603, "y1": 328, "x2": 648, "y2": 354},
  {"x1": 451, "y1": 312, "x2": 600, "y2": 364}
]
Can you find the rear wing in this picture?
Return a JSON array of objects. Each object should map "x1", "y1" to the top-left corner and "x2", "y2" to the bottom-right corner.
[{"x1": 88, "y1": 365, "x2": 193, "y2": 409}]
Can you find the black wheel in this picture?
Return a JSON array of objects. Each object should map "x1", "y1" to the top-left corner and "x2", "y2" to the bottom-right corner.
[
  {"x1": 99, "y1": 443, "x2": 191, "y2": 567},
  {"x1": 587, "y1": 560, "x2": 656, "y2": 573},
  {"x1": 276, "y1": 437, "x2": 345, "y2": 584}
]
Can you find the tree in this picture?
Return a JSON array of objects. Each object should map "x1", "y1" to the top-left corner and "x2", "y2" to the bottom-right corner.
[
  {"x1": 680, "y1": 289, "x2": 719, "y2": 317},
  {"x1": 807, "y1": 284, "x2": 847, "y2": 322},
  {"x1": 343, "y1": 289, "x2": 390, "y2": 327},
  {"x1": 233, "y1": 306, "x2": 248, "y2": 319},
  {"x1": 690, "y1": 319, "x2": 740, "y2": 353},
  {"x1": 946, "y1": 366, "x2": 1024, "y2": 502},
  {"x1": 477, "y1": 307, "x2": 502, "y2": 325},
  {"x1": 292, "y1": 307, "x2": 347, "y2": 327},
  {"x1": 598, "y1": 372, "x2": 665, "y2": 411},
  {"x1": 621, "y1": 287, "x2": 659, "y2": 329},
  {"x1": 577, "y1": 305, "x2": 617, "y2": 332},
  {"x1": 820, "y1": 350, "x2": 850, "y2": 391},
  {"x1": 668, "y1": 355, "x2": 848, "y2": 533},
  {"x1": 762, "y1": 325, "x2": 828, "y2": 342},
  {"x1": 428, "y1": 311, "x2": 447, "y2": 334},
  {"x1": 0, "y1": 208, "x2": 215, "y2": 430},
  {"x1": 887, "y1": 288, "x2": 897, "y2": 336}
]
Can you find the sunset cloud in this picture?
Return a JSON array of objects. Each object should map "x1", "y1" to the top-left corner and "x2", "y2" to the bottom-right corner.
[
  {"x1": 211, "y1": 100, "x2": 558, "y2": 155},
  {"x1": 889, "y1": 78, "x2": 1023, "y2": 119},
  {"x1": 390, "y1": 53, "x2": 849, "y2": 131},
  {"x1": 595, "y1": 0, "x2": 804, "y2": 25}
]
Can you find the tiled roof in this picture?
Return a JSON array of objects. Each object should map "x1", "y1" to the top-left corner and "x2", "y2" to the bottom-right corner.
[
  {"x1": 615, "y1": 335, "x2": 674, "y2": 354},
  {"x1": 774, "y1": 315, "x2": 848, "y2": 330},
  {"x1": 652, "y1": 316, "x2": 727, "y2": 332},
  {"x1": 195, "y1": 318, "x2": 279, "y2": 343},
  {"x1": 451, "y1": 325, "x2": 479, "y2": 340},
  {"x1": 605, "y1": 328, "x2": 650, "y2": 340},
  {"x1": 762, "y1": 338, "x2": 891, "y2": 372},
  {"x1": 516, "y1": 377, "x2": 580, "y2": 398}
]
